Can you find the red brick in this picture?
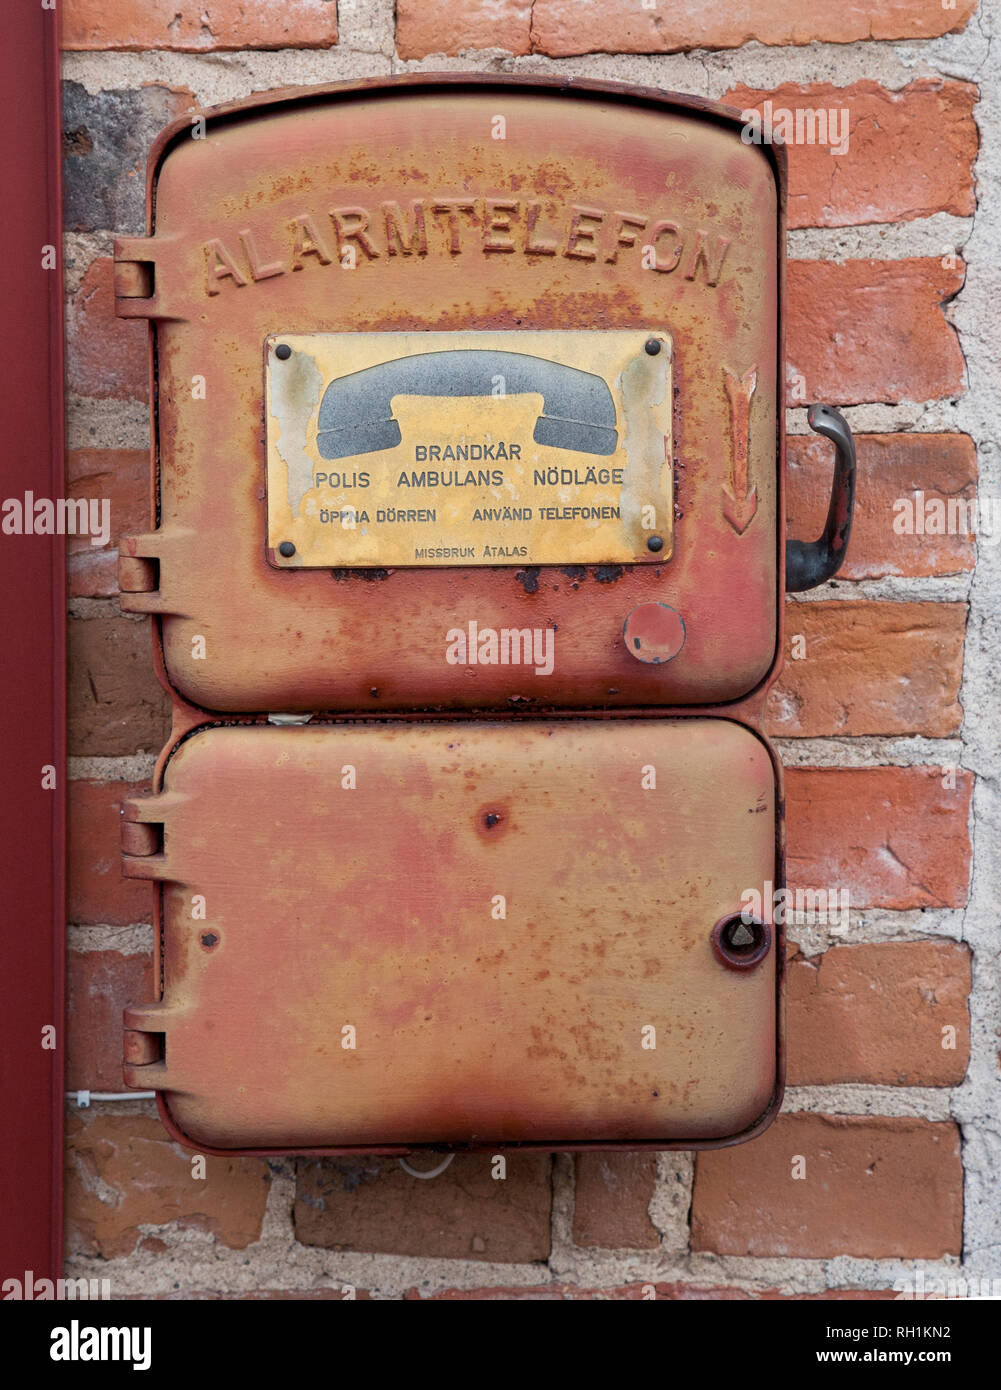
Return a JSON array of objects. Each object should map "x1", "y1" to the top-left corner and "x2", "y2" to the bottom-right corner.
[
  {"x1": 62, "y1": 1, "x2": 337, "y2": 51},
  {"x1": 786, "y1": 434, "x2": 977, "y2": 580},
  {"x1": 722, "y1": 81, "x2": 978, "y2": 228},
  {"x1": 67, "y1": 450, "x2": 149, "y2": 598},
  {"x1": 68, "y1": 779, "x2": 154, "y2": 926},
  {"x1": 295, "y1": 1154, "x2": 551, "y2": 1262},
  {"x1": 530, "y1": 0, "x2": 976, "y2": 57},
  {"x1": 788, "y1": 259, "x2": 965, "y2": 407},
  {"x1": 692, "y1": 1114, "x2": 962, "y2": 1259},
  {"x1": 572, "y1": 1153, "x2": 659, "y2": 1249},
  {"x1": 65, "y1": 1110, "x2": 271, "y2": 1258},
  {"x1": 398, "y1": 0, "x2": 531, "y2": 58},
  {"x1": 68, "y1": 616, "x2": 171, "y2": 756},
  {"x1": 786, "y1": 767, "x2": 972, "y2": 910},
  {"x1": 767, "y1": 602, "x2": 966, "y2": 738},
  {"x1": 66, "y1": 258, "x2": 146, "y2": 402},
  {"x1": 67, "y1": 948, "x2": 154, "y2": 1091},
  {"x1": 787, "y1": 942, "x2": 972, "y2": 1086}
]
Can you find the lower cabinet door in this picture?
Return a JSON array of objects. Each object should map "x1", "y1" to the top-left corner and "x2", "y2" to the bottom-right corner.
[{"x1": 122, "y1": 719, "x2": 781, "y2": 1153}]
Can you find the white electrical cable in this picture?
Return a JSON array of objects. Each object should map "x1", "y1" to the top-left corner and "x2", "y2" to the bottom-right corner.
[
  {"x1": 66, "y1": 1090, "x2": 156, "y2": 1106},
  {"x1": 398, "y1": 1154, "x2": 455, "y2": 1180}
]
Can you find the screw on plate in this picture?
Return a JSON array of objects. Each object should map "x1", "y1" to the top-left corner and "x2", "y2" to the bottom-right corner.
[
  {"x1": 278, "y1": 541, "x2": 296, "y2": 558},
  {"x1": 647, "y1": 535, "x2": 664, "y2": 552},
  {"x1": 644, "y1": 338, "x2": 662, "y2": 356},
  {"x1": 275, "y1": 343, "x2": 292, "y2": 360}
]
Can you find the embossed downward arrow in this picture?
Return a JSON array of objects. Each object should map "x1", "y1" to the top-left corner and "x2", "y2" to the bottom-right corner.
[{"x1": 722, "y1": 366, "x2": 758, "y2": 534}]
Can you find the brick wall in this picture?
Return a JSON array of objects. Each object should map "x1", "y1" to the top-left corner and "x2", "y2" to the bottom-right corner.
[{"x1": 60, "y1": 0, "x2": 1001, "y2": 1299}]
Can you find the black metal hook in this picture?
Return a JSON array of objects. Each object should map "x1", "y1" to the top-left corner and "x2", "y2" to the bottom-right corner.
[{"x1": 785, "y1": 403, "x2": 857, "y2": 592}]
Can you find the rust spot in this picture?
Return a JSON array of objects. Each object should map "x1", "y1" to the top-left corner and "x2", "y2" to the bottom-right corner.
[
  {"x1": 200, "y1": 932, "x2": 219, "y2": 950},
  {"x1": 330, "y1": 568, "x2": 390, "y2": 582},
  {"x1": 593, "y1": 564, "x2": 625, "y2": 584},
  {"x1": 64, "y1": 127, "x2": 94, "y2": 157},
  {"x1": 515, "y1": 567, "x2": 540, "y2": 594},
  {"x1": 476, "y1": 804, "x2": 510, "y2": 840}
]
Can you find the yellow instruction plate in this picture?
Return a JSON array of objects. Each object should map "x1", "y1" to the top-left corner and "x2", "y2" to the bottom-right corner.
[{"x1": 266, "y1": 329, "x2": 673, "y2": 568}]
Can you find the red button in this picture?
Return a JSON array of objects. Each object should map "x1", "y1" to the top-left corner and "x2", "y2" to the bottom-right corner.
[{"x1": 622, "y1": 602, "x2": 686, "y2": 664}]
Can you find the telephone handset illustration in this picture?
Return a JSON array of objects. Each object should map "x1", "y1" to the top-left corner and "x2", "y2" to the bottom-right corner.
[{"x1": 315, "y1": 349, "x2": 619, "y2": 461}]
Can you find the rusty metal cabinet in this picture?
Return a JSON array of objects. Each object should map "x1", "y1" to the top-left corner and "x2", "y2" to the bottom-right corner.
[{"x1": 117, "y1": 76, "x2": 854, "y2": 1154}]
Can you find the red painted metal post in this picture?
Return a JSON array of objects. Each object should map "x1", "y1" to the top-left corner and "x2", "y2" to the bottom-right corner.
[{"x1": 0, "y1": 4, "x2": 66, "y2": 1284}]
